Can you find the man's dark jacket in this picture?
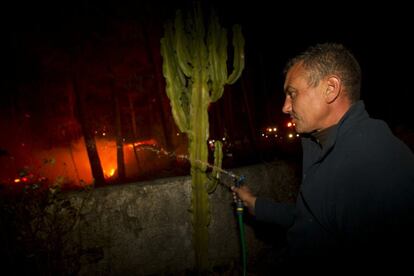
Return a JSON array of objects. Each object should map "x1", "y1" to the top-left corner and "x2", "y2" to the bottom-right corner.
[{"x1": 255, "y1": 101, "x2": 414, "y2": 267}]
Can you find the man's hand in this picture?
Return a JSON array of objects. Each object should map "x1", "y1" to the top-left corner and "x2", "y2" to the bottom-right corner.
[{"x1": 231, "y1": 185, "x2": 257, "y2": 215}]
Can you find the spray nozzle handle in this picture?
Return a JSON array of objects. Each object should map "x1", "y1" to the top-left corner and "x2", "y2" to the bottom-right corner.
[
  {"x1": 235, "y1": 175, "x2": 245, "y2": 188},
  {"x1": 234, "y1": 175, "x2": 245, "y2": 213}
]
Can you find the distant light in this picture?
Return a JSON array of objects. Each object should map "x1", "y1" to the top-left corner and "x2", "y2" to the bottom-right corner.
[
  {"x1": 102, "y1": 132, "x2": 106, "y2": 136},
  {"x1": 176, "y1": 133, "x2": 180, "y2": 136},
  {"x1": 273, "y1": 127, "x2": 277, "y2": 131},
  {"x1": 261, "y1": 133, "x2": 265, "y2": 137},
  {"x1": 296, "y1": 134, "x2": 300, "y2": 137},
  {"x1": 287, "y1": 122, "x2": 293, "y2": 127},
  {"x1": 222, "y1": 137, "x2": 226, "y2": 141},
  {"x1": 14, "y1": 178, "x2": 21, "y2": 183},
  {"x1": 288, "y1": 133, "x2": 294, "y2": 139}
]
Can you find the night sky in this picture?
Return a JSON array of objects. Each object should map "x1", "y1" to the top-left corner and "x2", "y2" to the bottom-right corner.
[
  {"x1": 235, "y1": 1, "x2": 414, "y2": 130},
  {"x1": 2, "y1": 0, "x2": 413, "y2": 127}
]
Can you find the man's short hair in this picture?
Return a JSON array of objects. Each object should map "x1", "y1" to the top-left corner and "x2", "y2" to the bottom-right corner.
[{"x1": 284, "y1": 43, "x2": 361, "y2": 103}]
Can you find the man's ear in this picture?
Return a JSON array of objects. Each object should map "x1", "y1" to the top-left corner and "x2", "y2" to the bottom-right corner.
[{"x1": 325, "y1": 75, "x2": 341, "y2": 103}]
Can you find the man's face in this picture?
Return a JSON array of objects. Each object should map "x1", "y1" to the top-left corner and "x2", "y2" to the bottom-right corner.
[{"x1": 282, "y1": 62, "x2": 329, "y2": 134}]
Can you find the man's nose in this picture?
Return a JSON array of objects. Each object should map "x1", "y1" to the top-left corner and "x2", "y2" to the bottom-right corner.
[{"x1": 282, "y1": 97, "x2": 291, "y2": 114}]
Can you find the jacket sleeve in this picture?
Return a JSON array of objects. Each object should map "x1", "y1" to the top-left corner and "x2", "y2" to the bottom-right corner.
[{"x1": 255, "y1": 197, "x2": 296, "y2": 228}]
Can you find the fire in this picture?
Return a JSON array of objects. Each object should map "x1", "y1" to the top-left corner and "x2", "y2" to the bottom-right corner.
[
  {"x1": 133, "y1": 138, "x2": 157, "y2": 147},
  {"x1": 104, "y1": 168, "x2": 116, "y2": 178},
  {"x1": 0, "y1": 136, "x2": 179, "y2": 189}
]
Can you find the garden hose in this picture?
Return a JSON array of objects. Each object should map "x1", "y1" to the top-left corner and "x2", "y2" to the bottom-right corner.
[{"x1": 234, "y1": 175, "x2": 247, "y2": 276}]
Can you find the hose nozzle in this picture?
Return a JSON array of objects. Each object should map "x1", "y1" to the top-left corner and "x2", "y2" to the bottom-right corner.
[
  {"x1": 234, "y1": 175, "x2": 245, "y2": 187},
  {"x1": 234, "y1": 175, "x2": 245, "y2": 213}
]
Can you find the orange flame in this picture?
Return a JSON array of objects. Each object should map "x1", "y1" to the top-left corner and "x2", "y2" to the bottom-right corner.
[{"x1": 0, "y1": 136, "x2": 181, "y2": 188}]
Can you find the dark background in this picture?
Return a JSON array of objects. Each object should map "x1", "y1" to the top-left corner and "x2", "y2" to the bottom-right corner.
[{"x1": 1, "y1": 0, "x2": 412, "y2": 126}]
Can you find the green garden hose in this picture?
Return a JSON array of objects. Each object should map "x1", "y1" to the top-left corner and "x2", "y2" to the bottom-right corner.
[{"x1": 235, "y1": 176, "x2": 247, "y2": 276}]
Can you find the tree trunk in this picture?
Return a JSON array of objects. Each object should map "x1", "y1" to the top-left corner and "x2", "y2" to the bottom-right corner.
[
  {"x1": 113, "y1": 87, "x2": 125, "y2": 182},
  {"x1": 127, "y1": 93, "x2": 142, "y2": 171},
  {"x1": 72, "y1": 74, "x2": 105, "y2": 186},
  {"x1": 142, "y1": 18, "x2": 173, "y2": 151},
  {"x1": 241, "y1": 70, "x2": 257, "y2": 149}
]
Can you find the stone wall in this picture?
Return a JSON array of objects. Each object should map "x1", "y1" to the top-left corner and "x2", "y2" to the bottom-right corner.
[{"x1": 1, "y1": 160, "x2": 299, "y2": 275}]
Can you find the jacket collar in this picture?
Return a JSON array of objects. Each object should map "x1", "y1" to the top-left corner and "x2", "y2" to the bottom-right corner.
[{"x1": 303, "y1": 100, "x2": 369, "y2": 163}]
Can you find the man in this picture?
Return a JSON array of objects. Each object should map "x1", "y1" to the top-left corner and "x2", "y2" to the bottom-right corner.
[{"x1": 232, "y1": 43, "x2": 414, "y2": 271}]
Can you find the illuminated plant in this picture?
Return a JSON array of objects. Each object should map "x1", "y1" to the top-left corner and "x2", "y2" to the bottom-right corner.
[{"x1": 160, "y1": 2, "x2": 244, "y2": 271}]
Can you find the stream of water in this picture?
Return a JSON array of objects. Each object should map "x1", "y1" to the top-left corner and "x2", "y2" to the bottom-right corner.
[{"x1": 138, "y1": 145, "x2": 242, "y2": 188}]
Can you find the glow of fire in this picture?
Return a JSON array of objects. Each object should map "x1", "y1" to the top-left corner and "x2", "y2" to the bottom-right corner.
[
  {"x1": 104, "y1": 167, "x2": 116, "y2": 178},
  {"x1": 133, "y1": 138, "x2": 157, "y2": 147},
  {"x1": 1, "y1": 137, "x2": 181, "y2": 188}
]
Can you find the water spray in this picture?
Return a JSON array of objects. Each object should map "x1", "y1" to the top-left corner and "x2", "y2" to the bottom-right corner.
[{"x1": 139, "y1": 145, "x2": 240, "y2": 183}]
